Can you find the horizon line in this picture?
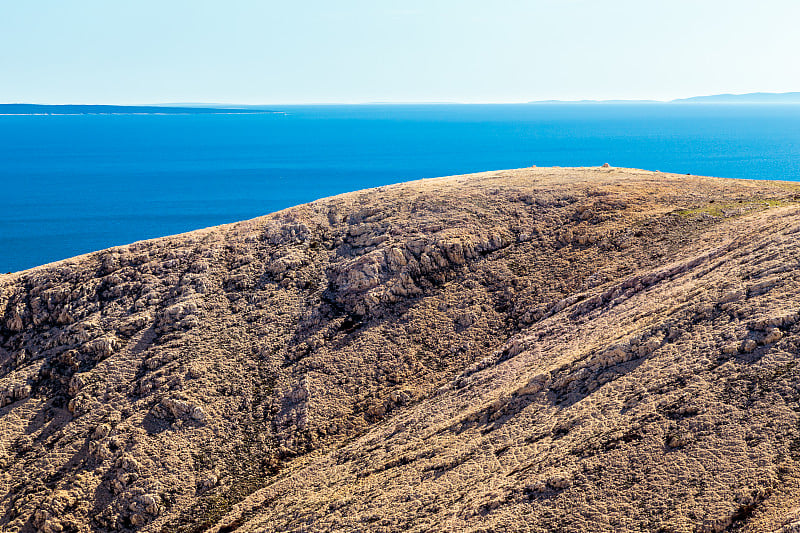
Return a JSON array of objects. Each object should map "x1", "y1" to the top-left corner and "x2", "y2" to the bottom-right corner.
[{"x1": 2, "y1": 91, "x2": 800, "y2": 107}]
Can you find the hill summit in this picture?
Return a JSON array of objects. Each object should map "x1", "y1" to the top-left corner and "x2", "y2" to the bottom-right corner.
[{"x1": 3, "y1": 167, "x2": 800, "y2": 532}]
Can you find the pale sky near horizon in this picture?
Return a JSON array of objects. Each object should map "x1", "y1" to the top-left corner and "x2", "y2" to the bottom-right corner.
[{"x1": 2, "y1": 0, "x2": 799, "y2": 104}]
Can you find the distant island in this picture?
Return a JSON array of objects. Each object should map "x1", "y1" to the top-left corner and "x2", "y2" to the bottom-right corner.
[
  {"x1": 528, "y1": 91, "x2": 800, "y2": 104},
  {"x1": 0, "y1": 104, "x2": 275, "y2": 115},
  {"x1": 671, "y1": 92, "x2": 800, "y2": 104}
]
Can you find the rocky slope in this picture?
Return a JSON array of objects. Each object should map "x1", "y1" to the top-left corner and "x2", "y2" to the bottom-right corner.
[{"x1": 3, "y1": 167, "x2": 800, "y2": 532}]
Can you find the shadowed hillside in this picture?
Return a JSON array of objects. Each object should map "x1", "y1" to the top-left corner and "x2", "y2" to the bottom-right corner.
[{"x1": 3, "y1": 167, "x2": 800, "y2": 532}]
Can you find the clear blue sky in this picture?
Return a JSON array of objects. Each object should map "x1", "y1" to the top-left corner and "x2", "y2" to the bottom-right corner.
[{"x1": 2, "y1": 0, "x2": 798, "y2": 104}]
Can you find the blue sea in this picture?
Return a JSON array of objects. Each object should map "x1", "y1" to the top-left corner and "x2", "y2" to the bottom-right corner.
[{"x1": 1, "y1": 104, "x2": 799, "y2": 273}]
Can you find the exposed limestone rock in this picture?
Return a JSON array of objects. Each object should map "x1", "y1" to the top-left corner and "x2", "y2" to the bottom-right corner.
[
  {"x1": 516, "y1": 372, "x2": 551, "y2": 396},
  {"x1": 156, "y1": 397, "x2": 207, "y2": 423}
]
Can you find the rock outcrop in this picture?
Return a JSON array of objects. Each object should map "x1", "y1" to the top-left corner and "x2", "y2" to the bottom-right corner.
[{"x1": 2, "y1": 166, "x2": 800, "y2": 532}]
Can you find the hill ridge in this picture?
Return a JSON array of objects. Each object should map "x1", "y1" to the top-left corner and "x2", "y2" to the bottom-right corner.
[{"x1": 3, "y1": 167, "x2": 800, "y2": 532}]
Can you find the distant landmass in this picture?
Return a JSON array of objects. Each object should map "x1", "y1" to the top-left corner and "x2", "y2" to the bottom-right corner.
[
  {"x1": 528, "y1": 92, "x2": 800, "y2": 105},
  {"x1": 671, "y1": 92, "x2": 800, "y2": 104},
  {"x1": 0, "y1": 104, "x2": 274, "y2": 115},
  {"x1": 4, "y1": 95, "x2": 800, "y2": 112}
]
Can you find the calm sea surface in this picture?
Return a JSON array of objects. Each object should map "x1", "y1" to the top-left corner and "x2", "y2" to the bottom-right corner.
[{"x1": 1, "y1": 104, "x2": 799, "y2": 272}]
